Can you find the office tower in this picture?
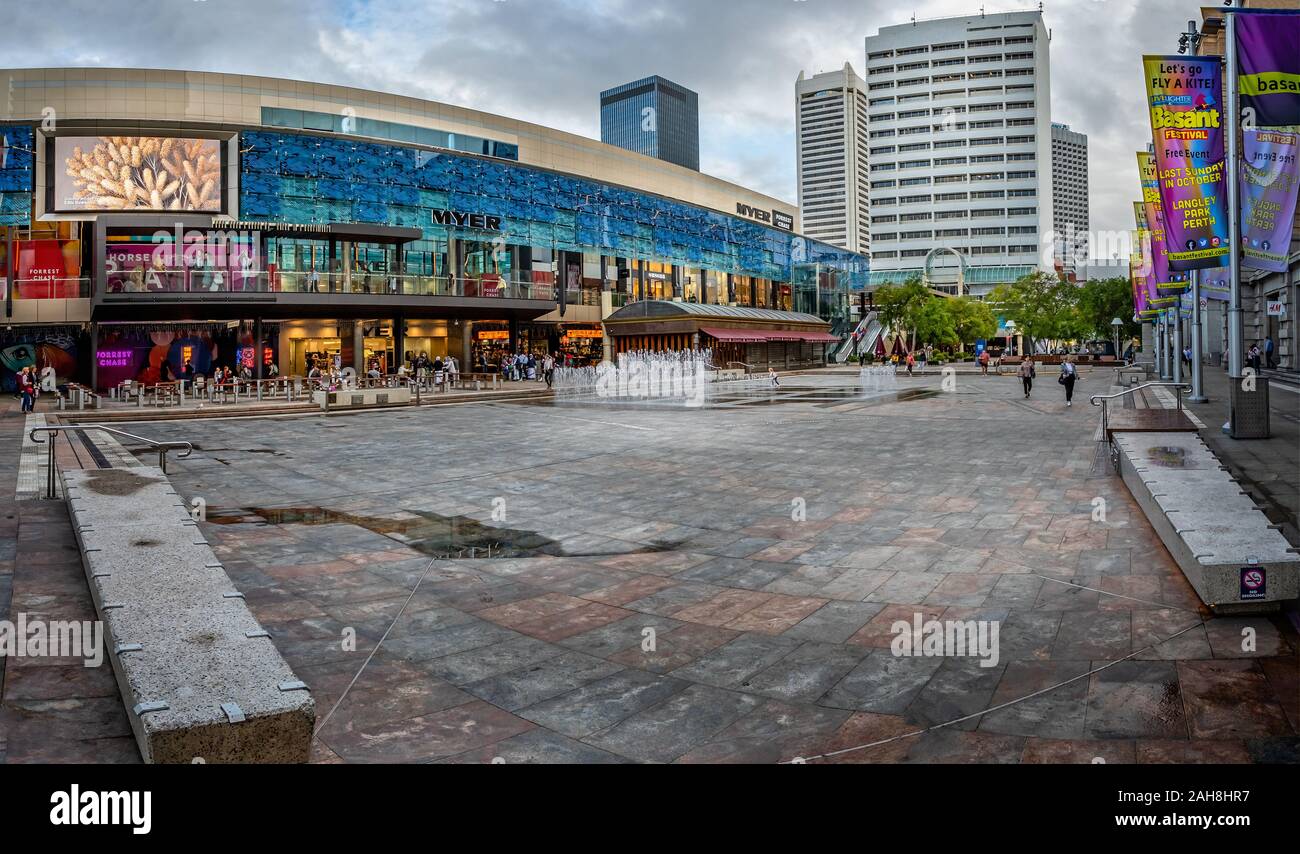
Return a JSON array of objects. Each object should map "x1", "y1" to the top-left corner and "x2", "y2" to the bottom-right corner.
[
  {"x1": 1051, "y1": 122, "x2": 1090, "y2": 280},
  {"x1": 863, "y1": 10, "x2": 1054, "y2": 297},
  {"x1": 600, "y1": 76, "x2": 700, "y2": 171},
  {"x1": 795, "y1": 63, "x2": 872, "y2": 253}
]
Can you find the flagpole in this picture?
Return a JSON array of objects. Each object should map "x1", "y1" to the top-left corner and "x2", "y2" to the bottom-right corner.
[
  {"x1": 1225, "y1": 3, "x2": 1244, "y2": 389},
  {"x1": 1185, "y1": 19, "x2": 1208, "y2": 402}
]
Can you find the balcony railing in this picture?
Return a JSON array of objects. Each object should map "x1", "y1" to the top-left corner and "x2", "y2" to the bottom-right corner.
[{"x1": 99, "y1": 270, "x2": 558, "y2": 301}]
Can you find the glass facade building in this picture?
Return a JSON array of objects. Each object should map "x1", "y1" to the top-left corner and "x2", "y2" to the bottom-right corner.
[
  {"x1": 600, "y1": 76, "x2": 700, "y2": 172},
  {"x1": 0, "y1": 68, "x2": 869, "y2": 391}
]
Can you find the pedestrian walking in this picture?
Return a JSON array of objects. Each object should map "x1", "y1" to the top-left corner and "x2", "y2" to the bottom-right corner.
[
  {"x1": 1018, "y1": 356, "x2": 1035, "y2": 399},
  {"x1": 769, "y1": 368, "x2": 781, "y2": 388},
  {"x1": 1058, "y1": 358, "x2": 1078, "y2": 407},
  {"x1": 979, "y1": 349, "x2": 990, "y2": 375},
  {"x1": 19, "y1": 367, "x2": 35, "y2": 413},
  {"x1": 1264, "y1": 337, "x2": 1275, "y2": 370},
  {"x1": 1247, "y1": 343, "x2": 1262, "y2": 372},
  {"x1": 905, "y1": 351, "x2": 916, "y2": 377}
]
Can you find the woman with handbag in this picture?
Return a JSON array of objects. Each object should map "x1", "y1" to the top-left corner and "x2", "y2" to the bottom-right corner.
[{"x1": 1059, "y1": 359, "x2": 1078, "y2": 407}]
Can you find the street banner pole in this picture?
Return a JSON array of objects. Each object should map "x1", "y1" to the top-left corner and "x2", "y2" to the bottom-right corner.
[
  {"x1": 1190, "y1": 270, "x2": 1206, "y2": 400},
  {"x1": 1186, "y1": 20, "x2": 1208, "y2": 402},
  {"x1": 1225, "y1": 7, "x2": 1244, "y2": 389}
]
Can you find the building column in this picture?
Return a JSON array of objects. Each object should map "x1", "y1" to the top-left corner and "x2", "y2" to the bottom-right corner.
[
  {"x1": 393, "y1": 313, "x2": 405, "y2": 373},
  {"x1": 254, "y1": 317, "x2": 264, "y2": 380},
  {"x1": 90, "y1": 322, "x2": 99, "y2": 391}
]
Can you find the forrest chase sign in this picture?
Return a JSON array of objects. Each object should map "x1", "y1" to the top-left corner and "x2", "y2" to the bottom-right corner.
[
  {"x1": 431, "y1": 210, "x2": 503, "y2": 232},
  {"x1": 736, "y1": 203, "x2": 794, "y2": 232}
]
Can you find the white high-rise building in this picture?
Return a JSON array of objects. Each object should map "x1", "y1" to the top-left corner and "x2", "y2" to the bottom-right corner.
[
  {"x1": 1051, "y1": 122, "x2": 1089, "y2": 280},
  {"x1": 795, "y1": 63, "x2": 872, "y2": 253},
  {"x1": 863, "y1": 10, "x2": 1055, "y2": 297}
]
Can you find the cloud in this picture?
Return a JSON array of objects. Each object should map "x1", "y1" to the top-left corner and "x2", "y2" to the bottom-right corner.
[{"x1": 3, "y1": 0, "x2": 1190, "y2": 258}]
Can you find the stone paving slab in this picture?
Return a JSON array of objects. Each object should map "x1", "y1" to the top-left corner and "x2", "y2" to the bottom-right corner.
[{"x1": 7, "y1": 370, "x2": 1295, "y2": 763}]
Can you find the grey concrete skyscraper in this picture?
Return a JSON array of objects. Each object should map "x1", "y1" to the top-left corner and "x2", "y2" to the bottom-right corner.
[
  {"x1": 1051, "y1": 122, "x2": 1090, "y2": 280},
  {"x1": 600, "y1": 76, "x2": 700, "y2": 171},
  {"x1": 796, "y1": 63, "x2": 872, "y2": 253}
]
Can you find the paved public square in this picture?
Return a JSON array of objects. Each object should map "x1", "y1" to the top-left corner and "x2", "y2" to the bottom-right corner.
[{"x1": 18, "y1": 369, "x2": 1300, "y2": 763}]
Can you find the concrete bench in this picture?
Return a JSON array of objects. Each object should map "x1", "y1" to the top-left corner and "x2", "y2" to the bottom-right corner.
[
  {"x1": 62, "y1": 467, "x2": 314, "y2": 763},
  {"x1": 312, "y1": 386, "x2": 412, "y2": 409},
  {"x1": 1113, "y1": 431, "x2": 1299, "y2": 614}
]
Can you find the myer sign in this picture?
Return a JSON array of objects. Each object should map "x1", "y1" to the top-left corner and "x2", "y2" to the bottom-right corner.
[
  {"x1": 736, "y1": 203, "x2": 793, "y2": 232},
  {"x1": 432, "y1": 210, "x2": 503, "y2": 231}
]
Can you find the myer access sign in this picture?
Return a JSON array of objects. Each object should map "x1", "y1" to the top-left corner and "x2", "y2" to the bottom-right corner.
[{"x1": 736, "y1": 203, "x2": 794, "y2": 232}]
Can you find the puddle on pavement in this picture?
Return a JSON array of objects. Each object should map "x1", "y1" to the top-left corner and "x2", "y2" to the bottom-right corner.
[
  {"x1": 1147, "y1": 446, "x2": 1188, "y2": 468},
  {"x1": 205, "y1": 505, "x2": 678, "y2": 560},
  {"x1": 524, "y1": 386, "x2": 941, "y2": 410}
]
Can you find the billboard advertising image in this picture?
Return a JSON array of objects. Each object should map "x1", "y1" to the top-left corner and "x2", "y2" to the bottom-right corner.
[{"x1": 52, "y1": 136, "x2": 223, "y2": 212}]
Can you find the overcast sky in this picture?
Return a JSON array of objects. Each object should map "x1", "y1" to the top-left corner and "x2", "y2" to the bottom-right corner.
[{"x1": 4, "y1": 0, "x2": 1198, "y2": 259}]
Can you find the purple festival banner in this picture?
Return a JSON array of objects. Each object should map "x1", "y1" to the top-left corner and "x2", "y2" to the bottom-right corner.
[
  {"x1": 1241, "y1": 127, "x2": 1300, "y2": 274},
  {"x1": 1137, "y1": 151, "x2": 1188, "y2": 305},
  {"x1": 1142, "y1": 56, "x2": 1230, "y2": 272},
  {"x1": 1237, "y1": 12, "x2": 1300, "y2": 129},
  {"x1": 1198, "y1": 266, "x2": 1231, "y2": 302}
]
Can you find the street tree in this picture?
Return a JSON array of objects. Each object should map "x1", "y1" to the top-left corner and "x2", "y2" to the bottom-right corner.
[{"x1": 988, "y1": 272, "x2": 1083, "y2": 355}]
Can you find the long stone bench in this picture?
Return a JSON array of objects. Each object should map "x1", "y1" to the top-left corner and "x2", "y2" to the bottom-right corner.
[
  {"x1": 62, "y1": 466, "x2": 315, "y2": 763},
  {"x1": 1113, "y1": 431, "x2": 1299, "y2": 614},
  {"x1": 312, "y1": 386, "x2": 412, "y2": 409}
]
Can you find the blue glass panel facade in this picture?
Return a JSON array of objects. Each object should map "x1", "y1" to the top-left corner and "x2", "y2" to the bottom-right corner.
[
  {"x1": 239, "y1": 130, "x2": 868, "y2": 289},
  {"x1": 0, "y1": 125, "x2": 35, "y2": 226}
]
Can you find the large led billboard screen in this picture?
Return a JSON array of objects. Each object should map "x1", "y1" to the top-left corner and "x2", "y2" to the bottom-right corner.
[{"x1": 51, "y1": 136, "x2": 223, "y2": 212}]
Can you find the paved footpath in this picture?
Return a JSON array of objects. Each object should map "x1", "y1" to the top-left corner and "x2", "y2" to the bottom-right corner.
[
  {"x1": 1185, "y1": 367, "x2": 1299, "y2": 549},
  {"x1": 0, "y1": 397, "x2": 138, "y2": 763},
  {"x1": 9, "y1": 370, "x2": 1299, "y2": 764}
]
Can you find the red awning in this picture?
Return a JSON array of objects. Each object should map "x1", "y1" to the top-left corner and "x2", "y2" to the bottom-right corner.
[
  {"x1": 701, "y1": 327, "x2": 833, "y2": 344},
  {"x1": 700, "y1": 327, "x2": 773, "y2": 343}
]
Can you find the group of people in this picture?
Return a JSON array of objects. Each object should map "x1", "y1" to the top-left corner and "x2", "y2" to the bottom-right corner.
[
  {"x1": 409, "y1": 353, "x2": 459, "y2": 387},
  {"x1": 900, "y1": 345, "x2": 936, "y2": 377},
  {"x1": 1248, "y1": 338, "x2": 1277, "y2": 372},
  {"x1": 1017, "y1": 356, "x2": 1079, "y2": 406},
  {"x1": 497, "y1": 352, "x2": 560, "y2": 387}
]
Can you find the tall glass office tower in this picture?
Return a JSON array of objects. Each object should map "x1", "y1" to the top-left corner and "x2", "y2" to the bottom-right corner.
[{"x1": 600, "y1": 76, "x2": 700, "y2": 172}]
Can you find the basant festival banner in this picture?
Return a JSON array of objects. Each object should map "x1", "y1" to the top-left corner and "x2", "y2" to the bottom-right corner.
[
  {"x1": 1137, "y1": 151, "x2": 1188, "y2": 306},
  {"x1": 1236, "y1": 11, "x2": 1300, "y2": 129},
  {"x1": 1241, "y1": 127, "x2": 1300, "y2": 274},
  {"x1": 1130, "y1": 202, "x2": 1157, "y2": 320},
  {"x1": 1142, "y1": 56, "x2": 1229, "y2": 271},
  {"x1": 1198, "y1": 266, "x2": 1231, "y2": 302}
]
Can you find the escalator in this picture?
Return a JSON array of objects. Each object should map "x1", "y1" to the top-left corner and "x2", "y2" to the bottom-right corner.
[{"x1": 830, "y1": 312, "x2": 883, "y2": 363}]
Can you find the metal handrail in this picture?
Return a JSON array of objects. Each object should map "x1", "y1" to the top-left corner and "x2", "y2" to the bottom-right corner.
[
  {"x1": 1090, "y1": 382, "x2": 1191, "y2": 436},
  {"x1": 29, "y1": 425, "x2": 193, "y2": 500}
]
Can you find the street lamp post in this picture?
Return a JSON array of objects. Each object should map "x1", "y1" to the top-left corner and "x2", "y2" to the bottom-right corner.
[{"x1": 1111, "y1": 317, "x2": 1124, "y2": 364}]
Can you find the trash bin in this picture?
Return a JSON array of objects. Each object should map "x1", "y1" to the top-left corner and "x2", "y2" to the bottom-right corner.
[{"x1": 1230, "y1": 378, "x2": 1271, "y2": 439}]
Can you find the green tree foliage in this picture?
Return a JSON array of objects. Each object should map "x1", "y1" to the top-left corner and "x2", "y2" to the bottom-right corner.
[
  {"x1": 988, "y1": 272, "x2": 1084, "y2": 352},
  {"x1": 873, "y1": 277, "x2": 929, "y2": 346},
  {"x1": 947, "y1": 297, "x2": 998, "y2": 349},
  {"x1": 1077, "y1": 276, "x2": 1142, "y2": 341},
  {"x1": 913, "y1": 298, "x2": 960, "y2": 348}
]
